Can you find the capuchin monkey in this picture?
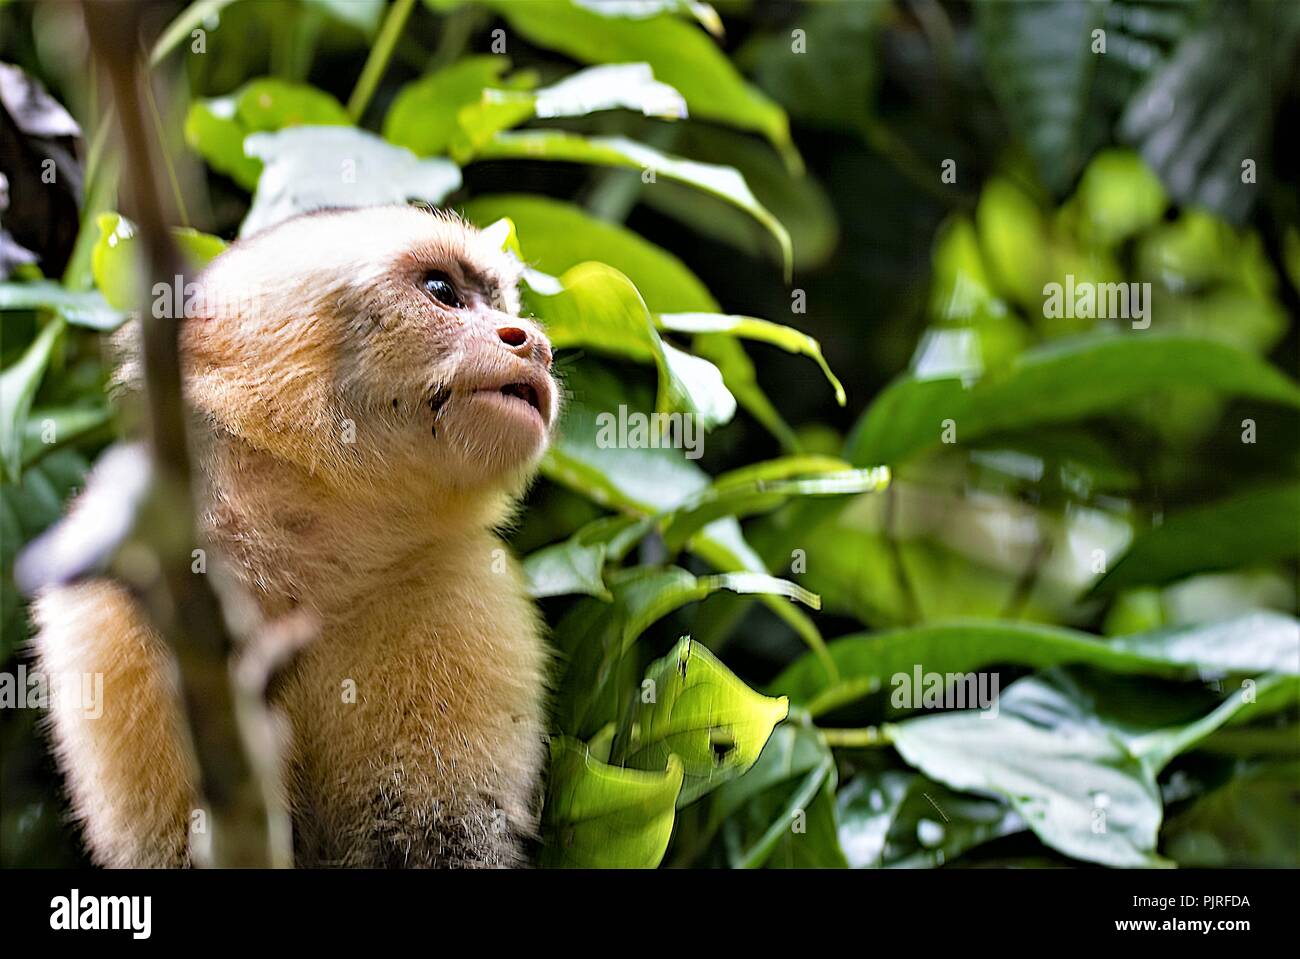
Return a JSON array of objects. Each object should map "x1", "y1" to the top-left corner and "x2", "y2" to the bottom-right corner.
[{"x1": 28, "y1": 205, "x2": 558, "y2": 867}]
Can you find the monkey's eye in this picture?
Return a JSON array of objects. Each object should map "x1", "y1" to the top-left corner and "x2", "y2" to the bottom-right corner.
[{"x1": 422, "y1": 271, "x2": 463, "y2": 309}]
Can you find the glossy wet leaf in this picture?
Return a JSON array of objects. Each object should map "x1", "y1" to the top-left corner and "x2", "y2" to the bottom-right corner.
[
  {"x1": 773, "y1": 613, "x2": 1300, "y2": 714},
  {"x1": 90, "y1": 213, "x2": 227, "y2": 311},
  {"x1": 475, "y1": 131, "x2": 791, "y2": 276},
  {"x1": 0, "y1": 319, "x2": 63, "y2": 481},
  {"x1": 615, "y1": 636, "x2": 790, "y2": 806},
  {"x1": 240, "y1": 127, "x2": 461, "y2": 237},
  {"x1": 523, "y1": 261, "x2": 735, "y2": 428},
  {"x1": 185, "y1": 78, "x2": 350, "y2": 189},
  {"x1": 1093, "y1": 483, "x2": 1300, "y2": 595},
  {"x1": 541, "y1": 736, "x2": 682, "y2": 868},
  {"x1": 847, "y1": 334, "x2": 1300, "y2": 467},
  {"x1": 0, "y1": 280, "x2": 125, "y2": 330},
  {"x1": 489, "y1": 0, "x2": 792, "y2": 158},
  {"x1": 463, "y1": 193, "x2": 716, "y2": 312},
  {"x1": 383, "y1": 56, "x2": 523, "y2": 157}
]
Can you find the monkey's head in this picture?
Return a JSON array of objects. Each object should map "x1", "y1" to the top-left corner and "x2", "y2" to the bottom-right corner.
[{"x1": 178, "y1": 205, "x2": 558, "y2": 505}]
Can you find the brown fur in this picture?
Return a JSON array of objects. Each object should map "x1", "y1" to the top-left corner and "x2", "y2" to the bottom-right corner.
[{"x1": 31, "y1": 205, "x2": 558, "y2": 867}]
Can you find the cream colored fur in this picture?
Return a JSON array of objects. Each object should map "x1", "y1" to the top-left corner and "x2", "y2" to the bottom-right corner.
[{"x1": 32, "y1": 205, "x2": 557, "y2": 867}]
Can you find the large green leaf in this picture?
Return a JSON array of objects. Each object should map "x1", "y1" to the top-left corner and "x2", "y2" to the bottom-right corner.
[
  {"x1": 90, "y1": 214, "x2": 227, "y2": 311},
  {"x1": 383, "y1": 55, "x2": 525, "y2": 157},
  {"x1": 975, "y1": 0, "x2": 1193, "y2": 194},
  {"x1": 703, "y1": 717, "x2": 848, "y2": 868},
  {"x1": 836, "y1": 769, "x2": 1024, "y2": 868},
  {"x1": 240, "y1": 127, "x2": 461, "y2": 237},
  {"x1": 658, "y1": 313, "x2": 845, "y2": 406},
  {"x1": 523, "y1": 262, "x2": 735, "y2": 428},
  {"x1": 890, "y1": 673, "x2": 1169, "y2": 867},
  {"x1": 846, "y1": 334, "x2": 1300, "y2": 467},
  {"x1": 554, "y1": 565, "x2": 816, "y2": 738},
  {"x1": 1163, "y1": 760, "x2": 1300, "y2": 866},
  {"x1": 657, "y1": 461, "x2": 888, "y2": 553},
  {"x1": 474, "y1": 131, "x2": 791, "y2": 276},
  {"x1": 541, "y1": 736, "x2": 682, "y2": 868},
  {"x1": 463, "y1": 194, "x2": 716, "y2": 312},
  {"x1": 489, "y1": 0, "x2": 793, "y2": 160},
  {"x1": 772, "y1": 614, "x2": 1300, "y2": 715},
  {"x1": 1093, "y1": 483, "x2": 1300, "y2": 595},
  {"x1": 454, "y1": 63, "x2": 686, "y2": 161},
  {"x1": 542, "y1": 366, "x2": 711, "y2": 514},
  {"x1": 0, "y1": 281, "x2": 125, "y2": 331},
  {"x1": 636, "y1": 121, "x2": 839, "y2": 272},
  {"x1": 522, "y1": 514, "x2": 649, "y2": 600},
  {"x1": 746, "y1": 0, "x2": 885, "y2": 134},
  {"x1": 614, "y1": 636, "x2": 790, "y2": 807},
  {"x1": 890, "y1": 667, "x2": 1295, "y2": 867},
  {"x1": 0, "y1": 319, "x2": 64, "y2": 482},
  {"x1": 1118, "y1": 0, "x2": 1300, "y2": 223},
  {"x1": 185, "y1": 78, "x2": 350, "y2": 189}
]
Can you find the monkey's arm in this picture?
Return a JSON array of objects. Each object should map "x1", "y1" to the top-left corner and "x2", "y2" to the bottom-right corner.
[{"x1": 32, "y1": 580, "x2": 196, "y2": 867}]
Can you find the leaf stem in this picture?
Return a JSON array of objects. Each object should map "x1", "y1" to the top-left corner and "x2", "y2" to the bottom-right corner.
[
  {"x1": 819, "y1": 725, "x2": 894, "y2": 748},
  {"x1": 347, "y1": 0, "x2": 417, "y2": 123}
]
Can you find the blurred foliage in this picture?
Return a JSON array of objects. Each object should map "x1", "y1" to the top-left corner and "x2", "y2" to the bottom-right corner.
[{"x1": 1, "y1": 0, "x2": 1297, "y2": 869}]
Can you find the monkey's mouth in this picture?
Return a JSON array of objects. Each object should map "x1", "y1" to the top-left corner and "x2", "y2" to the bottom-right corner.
[
  {"x1": 499, "y1": 381, "x2": 542, "y2": 415},
  {"x1": 469, "y1": 375, "x2": 552, "y2": 429}
]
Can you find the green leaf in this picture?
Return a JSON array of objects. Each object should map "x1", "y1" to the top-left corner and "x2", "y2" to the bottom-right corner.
[
  {"x1": 846, "y1": 334, "x2": 1300, "y2": 467},
  {"x1": 523, "y1": 262, "x2": 735, "y2": 428},
  {"x1": 240, "y1": 127, "x2": 461, "y2": 237},
  {"x1": 90, "y1": 214, "x2": 227, "y2": 311},
  {"x1": 554, "y1": 565, "x2": 816, "y2": 738},
  {"x1": 705, "y1": 717, "x2": 848, "y2": 868},
  {"x1": 475, "y1": 131, "x2": 792, "y2": 277},
  {"x1": 1118, "y1": 0, "x2": 1300, "y2": 223},
  {"x1": 185, "y1": 79, "x2": 350, "y2": 190},
  {"x1": 1070, "y1": 149, "x2": 1168, "y2": 247},
  {"x1": 890, "y1": 674, "x2": 1168, "y2": 867},
  {"x1": 383, "y1": 56, "x2": 520, "y2": 157},
  {"x1": 572, "y1": 0, "x2": 723, "y2": 37},
  {"x1": 309, "y1": 0, "x2": 385, "y2": 35},
  {"x1": 658, "y1": 462, "x2": 889, "y2": 553},
  {"x1": 638, "y1": 126, "x2": 840, "y2": 272},
  {"x1": 22, "y1": 406, "x2": 111, "y2": 466},
  {"x1": 1163, "y1": 760, "x2": 1300, "y2": 866},
  {"x1": 772, "y1": 614, "x2": 1300, "y2": 715},
  {"x1": 725, "y1": 756, "x2": 841, "y2": 868},
  {"x1": 658, "y1": 312, "x2": 845, "y2": 406},
  {"x1": 0, "y1": 280, "x2": 126, "y2": 330},
  {"x1": 523, "y1": 514, "x2": 649, "y2": 600},
  {"x1": 489, "y1": 0, "x2": 793, "y2": 160},
  {"x1": 746, "y1": 0, "x2": 885, "y2": 133},
  {"x1": 1093, "y1": 483, "x2": 1300, "y2": 595},
  {"x1": 462, "y1": 193, "x2": 717, "y2": 312},
  {"x1": 0, "y1": 319, "x2": 64, "y2": 482},
  {"x1": 454, "y1": 63, "x2": 686, "y2": 161},
  {"x1": 615, "y1": 636, "x2": 790, "y2": 807},
  {"x1": 836, "y1": 770, "x2": 1024, "y2": 868},
  {"x1": 541, "y1": 736, "x2": 682, "y2": 868},
  {"x1": 886, "y1": 668, "x2": 1294, "y2": 868},
  {"x1": 542, "y1": 373, "x2": 711, "y2": 514},
  {"x1": 975, "y1": 0, "x2": 1193, "y2": 195}
]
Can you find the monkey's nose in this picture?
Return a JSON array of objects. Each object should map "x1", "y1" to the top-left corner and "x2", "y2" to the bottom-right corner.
[{"x1": 496, "y1": 322, "x2": 553, "y2": 369}]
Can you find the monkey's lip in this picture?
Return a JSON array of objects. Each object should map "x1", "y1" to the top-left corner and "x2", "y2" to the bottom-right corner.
[{"x1": 470, "y1": 375, "x2": 552, "y2": 427}]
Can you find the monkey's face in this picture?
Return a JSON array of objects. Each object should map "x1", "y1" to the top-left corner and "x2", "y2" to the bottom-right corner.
[{"x1": 185, "y1": 206, "x2": 559, "y2": 500}]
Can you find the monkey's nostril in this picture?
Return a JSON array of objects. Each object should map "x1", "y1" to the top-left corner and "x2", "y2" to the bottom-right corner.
[{"x1": 497, "y1": 326, "x2": 528, "y2": 348}]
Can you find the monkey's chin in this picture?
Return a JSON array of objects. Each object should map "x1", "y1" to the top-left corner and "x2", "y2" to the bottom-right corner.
[
  {"x1": 437, "y1": 398, "x2": 550, "y2": 486},
  {"x1": 466, "y1": 388, "x2": 549, "y2": 437}
]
